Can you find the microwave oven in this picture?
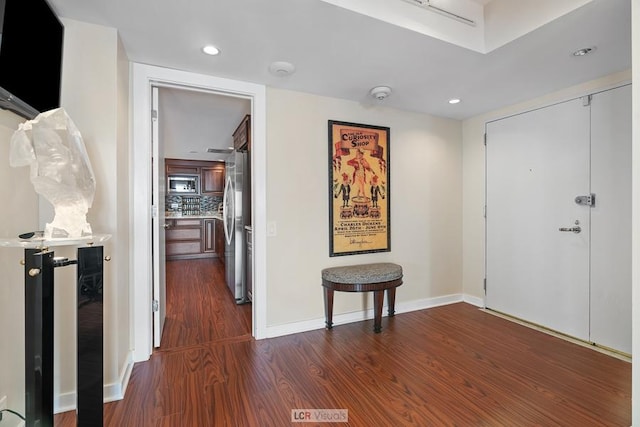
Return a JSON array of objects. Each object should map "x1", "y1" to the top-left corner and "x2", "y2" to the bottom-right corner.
[{"x1": 168, "y1": 175, "x2": 200, "y2": 194}]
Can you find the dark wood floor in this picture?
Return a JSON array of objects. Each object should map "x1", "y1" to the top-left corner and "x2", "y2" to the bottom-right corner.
[
  {"x1": 161, "y1": 258, "x2": 252, "y2": 350},
  {"x1": 55, "y1": 259, "x2": 631, "y2": 426}
]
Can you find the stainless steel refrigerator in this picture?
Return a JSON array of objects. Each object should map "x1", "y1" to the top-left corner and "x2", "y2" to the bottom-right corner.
[{"x1": 223, "y1": 150, "x2": 249, "y2": 303}]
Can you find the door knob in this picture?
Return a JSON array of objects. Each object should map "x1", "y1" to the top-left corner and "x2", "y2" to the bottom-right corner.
[
  {"x1": 559, "y1": 226, "x2": 581, "y2": 234},
  {"x1": 163, "y1": 224, "x2": 170, "y2": 229}
]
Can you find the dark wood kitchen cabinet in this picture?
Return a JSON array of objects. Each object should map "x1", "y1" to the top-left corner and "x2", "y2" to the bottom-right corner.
[
  {"x1": 203, "y1": 219, "x2": 215, "y2": 253},
  {"x1": 166, "y1": 163, "x2": 200, "y2": 175},
  {"x1": 166, "y1": 217, "x2": 223, "y2": 260},
  {"x1": 232, "y1": 114, "x2": 251, "y2": 152},
  {"x1": 165, "y1": 218, "x2": 204, "y2": 260},
  {"x1": 201, "y1": 164, "x2": 225, "y2": 196},
  {"x1": 215, "y1": 218, "x2": 225, "y2": 262}
]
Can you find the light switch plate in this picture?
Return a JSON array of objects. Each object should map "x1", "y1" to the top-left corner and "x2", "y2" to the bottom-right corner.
[{"x1": 267, "y1": 221, "x2": 277, "y2": 237}]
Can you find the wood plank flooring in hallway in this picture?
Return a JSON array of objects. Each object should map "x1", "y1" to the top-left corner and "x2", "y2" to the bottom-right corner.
[
  {"x1": 161, "y1": 258, "x2": 252, "y2": 350},
  {"x1": 55, "y1": 261, "x2": 631, "y2": 426}
]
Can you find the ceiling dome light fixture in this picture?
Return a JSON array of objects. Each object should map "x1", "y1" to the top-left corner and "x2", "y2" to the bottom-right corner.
[
  {"x1": 572, "y1": 47, "x2": 595, "y2": 57},
  {"x1": 449, "y1": 98, "x2": 461, "y2": 104},
  {"x1": 202, "y1": 45, "x2": 220, "y2": 56},
  {"x1": 269, "y1": 61, "x2": 296, "y2": 76},
  {"x1": 370, "y1": 86, "x2": 392, "y2": 101}
]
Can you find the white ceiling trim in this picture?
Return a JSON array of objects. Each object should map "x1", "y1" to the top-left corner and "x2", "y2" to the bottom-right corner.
[
  {"x1": 319, "y1": 0, "x2": 594, "y2": 53},
  {"x1": 320, "y1": 0, "x2": 486, "y2": 52}
]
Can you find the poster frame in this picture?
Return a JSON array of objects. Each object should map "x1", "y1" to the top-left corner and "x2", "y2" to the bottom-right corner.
[{"x1": 328, "y1": 120, "x2": 391, "y2": 257}]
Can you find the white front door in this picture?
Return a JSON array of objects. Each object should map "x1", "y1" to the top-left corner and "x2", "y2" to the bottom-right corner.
[
  {"x1": 486, "y1": 98, "x2": 591, "y2": 341},
  {"x1": 152, "y1": 86, "x2": 167, "y2": 347}
]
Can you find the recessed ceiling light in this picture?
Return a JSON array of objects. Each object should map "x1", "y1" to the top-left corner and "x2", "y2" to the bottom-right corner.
[
  {"x1": 202, "y1": 45, "x2": 220, "y2": 56},
  {"x1": 449, "y1": 98, "x2": 461, "y2": 104},
  {"x1": 572, "y1": 47, "x2": 595, "y2": 57},
  {"x1": 269, "y1": 61, "x2": 296, "y2": 76}
]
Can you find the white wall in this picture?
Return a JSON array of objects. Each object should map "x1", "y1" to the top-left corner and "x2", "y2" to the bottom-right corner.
[
  {"x1": 0, "y1": 17, "x2": 131, "y2": 419},
  {"x1": 265, "y1": 88, "x2": 463, "y2": 328},
  {"x1": 0, "y1": 110, "x2": 38, "y2": 423},
  {"x1": 461, "y1": 69, "x2": 631, "y2": 300},
  {"x1": 33, "y1": 18, "x2": 130, "y2": 411},
  {"x1": 631, "y1": 1, "x2": 639, "y2": 423}
]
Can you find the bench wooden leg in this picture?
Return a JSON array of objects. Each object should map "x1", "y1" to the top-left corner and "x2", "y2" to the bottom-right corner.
[
  {"x1": 323, "y1": 287, "x2": 334, "y2": 329},
  {"x1": 387, "y1": 287, "x2": 397, "y2": 317},
  {"x1": 373, "y1": 290, "x2": 384, "y2": 333}
]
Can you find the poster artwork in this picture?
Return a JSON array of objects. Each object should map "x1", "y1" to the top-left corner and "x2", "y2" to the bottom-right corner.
[{"x1": 328, "y1": 120, "x2": 390, "y2": 256}]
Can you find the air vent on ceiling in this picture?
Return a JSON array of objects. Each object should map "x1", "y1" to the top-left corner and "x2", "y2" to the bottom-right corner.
[{"x1": 207, "y1": 148, "x2": 234, "y2": 154}]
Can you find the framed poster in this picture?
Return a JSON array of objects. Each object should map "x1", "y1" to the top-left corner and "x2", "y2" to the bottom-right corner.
[{"x1": 328, "y1": 120, "x2": 390, "y2": 256}]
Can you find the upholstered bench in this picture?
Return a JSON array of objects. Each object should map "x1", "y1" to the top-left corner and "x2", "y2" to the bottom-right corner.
[{"x1": 321, "y1": 263, "x2": 403, "y2": 333}]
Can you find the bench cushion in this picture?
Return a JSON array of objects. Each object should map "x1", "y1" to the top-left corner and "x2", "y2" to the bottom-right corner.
[{"x1": 321, "y1": 263, "x2": 402, "y2": 284}]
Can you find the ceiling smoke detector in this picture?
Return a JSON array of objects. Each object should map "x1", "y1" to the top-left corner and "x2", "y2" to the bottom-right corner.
[
  {"x1": 269, "y1": 61, "x2": 296, "y2": 76},
  {"x1": 370, "y1": 86, "x2": 392, "y2": 100}
]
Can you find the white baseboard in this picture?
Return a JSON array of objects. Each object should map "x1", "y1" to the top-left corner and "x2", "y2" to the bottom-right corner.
[
  {"x1": 105, "y1": 350, "x2": 134, "y2": 403},
  {"x1": 53, "y1": 350, "x2": 134, "y2": 413},
  {"x1": 263, "y1": 293, "x2": 478, "y2": 339},
  {"x1": 55, "y1": 391, "x2": 75, "y2": 414},
  {"x1": 462, "y1": 293, "x2": 484, "y2": 308}
]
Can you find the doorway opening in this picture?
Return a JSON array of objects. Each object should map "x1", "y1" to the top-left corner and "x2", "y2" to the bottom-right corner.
[
  {"x1": 131, "y1": 63, "x2": 267, "y2": 362},
  {"x1": 154, "y1": 86, "x2": 253, "y2": 349}
]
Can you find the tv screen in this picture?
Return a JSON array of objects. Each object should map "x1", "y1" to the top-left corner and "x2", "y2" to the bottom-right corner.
[{"x1": 0, "y1": 0, "x2": 64, "y2": 119}]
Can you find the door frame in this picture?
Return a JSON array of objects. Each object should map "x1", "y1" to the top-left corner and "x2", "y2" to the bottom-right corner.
[{"x1": 131, "y1": 63, "x2": 267, "y2": 362}]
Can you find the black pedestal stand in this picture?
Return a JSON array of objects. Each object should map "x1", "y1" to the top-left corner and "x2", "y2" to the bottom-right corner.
[
  {"x1": 76, "y1": 246, "x2": 104, "y2": 427},
  {"x1": 24, "y1": 248, "x2": 54, "y2": 427},
  {"x1": 23, "y1": 246, "x2": 104, "y2": 427}
]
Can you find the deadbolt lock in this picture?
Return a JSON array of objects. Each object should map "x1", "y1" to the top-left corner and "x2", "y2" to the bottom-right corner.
[{"x1": 575, "y1": 193, "x2": 596, "y2": 207}]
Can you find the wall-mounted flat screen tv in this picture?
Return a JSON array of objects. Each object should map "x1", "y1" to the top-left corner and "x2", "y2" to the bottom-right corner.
[{"x1": 0, "y1": 0, "x2": 64, "y2": 119}]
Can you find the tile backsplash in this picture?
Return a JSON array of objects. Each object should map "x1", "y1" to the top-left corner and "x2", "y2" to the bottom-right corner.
[{"x1": 166, "y1": 195, "x2": 222, "y2": 215}]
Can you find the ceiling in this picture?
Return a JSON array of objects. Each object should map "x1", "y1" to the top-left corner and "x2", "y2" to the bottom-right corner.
[
  {"x1": 48, "y1": 0, "x2": 630, "y2": 156},
  {"x1": 159, "y1": 87, "x2": 250, "y2": 161}
]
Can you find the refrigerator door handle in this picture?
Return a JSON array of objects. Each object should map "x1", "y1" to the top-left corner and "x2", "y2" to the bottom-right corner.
[{"x1": 223, "y1": 175, "x2": 234, "y2": 245}]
